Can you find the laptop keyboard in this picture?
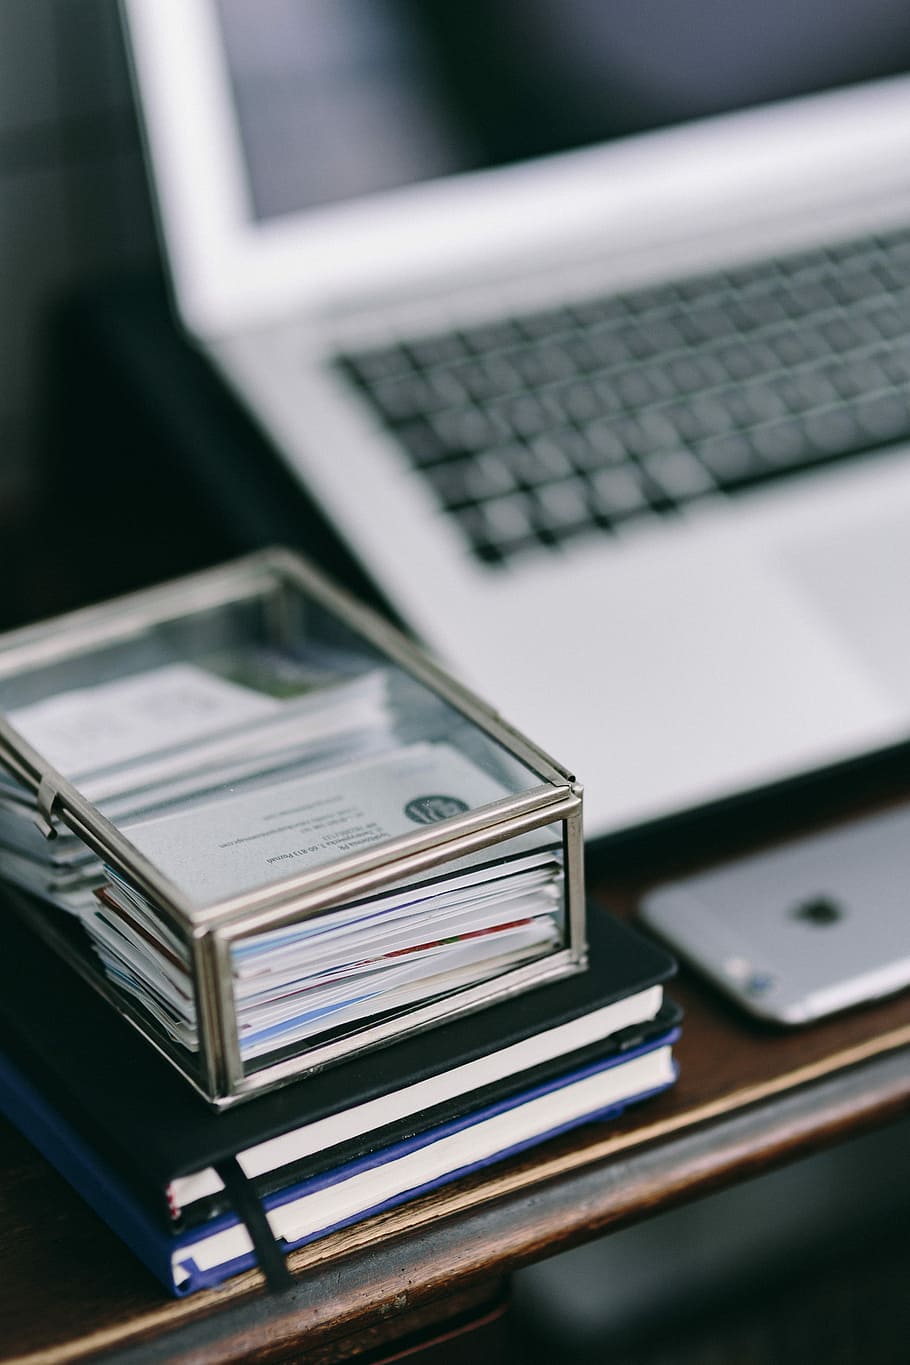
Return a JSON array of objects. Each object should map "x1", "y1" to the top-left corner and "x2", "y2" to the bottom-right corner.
[{"x1": 337, "y1": 226, "x2": 910, "y2": 566}]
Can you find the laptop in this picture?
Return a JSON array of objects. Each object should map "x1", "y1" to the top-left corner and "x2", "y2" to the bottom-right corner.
[{"x1": 121, "y1": 0, "x2": 910, "y2": 841}]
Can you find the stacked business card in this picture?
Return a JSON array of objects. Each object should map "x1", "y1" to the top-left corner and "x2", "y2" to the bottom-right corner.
[
  {"x1": 98, "y1": 738, "x2": 564, "y2": 1061},
  {"x1": 0, "y1": 655, "x2": 396, "y2": 912}
]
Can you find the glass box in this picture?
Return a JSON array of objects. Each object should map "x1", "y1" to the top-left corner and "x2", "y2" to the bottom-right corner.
[{"x1": 0, "y1": 550, "x2": 585, "y2": 1105}]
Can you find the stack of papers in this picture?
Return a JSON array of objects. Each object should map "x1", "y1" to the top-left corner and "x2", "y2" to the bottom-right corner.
[
  {"x1": 93, "y1": 741, "x2": 563, "y2": 1061},
  {"x1": 0, "y1": 656, "x2": 395, "y2": 912}
]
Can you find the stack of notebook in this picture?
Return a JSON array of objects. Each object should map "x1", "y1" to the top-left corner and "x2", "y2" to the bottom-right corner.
[
  {"x1": 0, "y1": 552, "x2": 679, "y2": 1297},
  {"x1": 0, "y1": 895, "x2": 678, "y2": 1296}
]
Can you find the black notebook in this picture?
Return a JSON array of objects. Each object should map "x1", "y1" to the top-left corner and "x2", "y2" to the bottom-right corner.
[{"x1": 0, "y1": 898, "x2": 678, "y2": 1294}]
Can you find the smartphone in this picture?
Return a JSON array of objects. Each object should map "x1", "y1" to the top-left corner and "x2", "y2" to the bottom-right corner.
[{"x1": 639, "y1": 803, "x2": 910, "y2": 1024}]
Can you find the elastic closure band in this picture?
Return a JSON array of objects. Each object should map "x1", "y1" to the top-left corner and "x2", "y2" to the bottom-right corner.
[{"x1": 214, "y1": 1156, "x2": 294, "y2": 1294}]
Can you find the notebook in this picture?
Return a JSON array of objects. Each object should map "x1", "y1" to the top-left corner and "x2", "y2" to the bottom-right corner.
[
  {"x1": 0, "y1": 1017, "x2": 678, "y2": 1295},
  {"x1": 121, "y1": 1, "x2": 910, "y2": 839},
  {"x1": 0, "y1": 897, "x2": 676, "y2": 1289}
]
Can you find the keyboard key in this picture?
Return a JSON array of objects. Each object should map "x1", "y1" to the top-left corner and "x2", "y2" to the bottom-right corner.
[
  {"x1": 725, "y1": 260, "x2": 781, "y2": 291},
  {"x1": 544, "y1": 379, "x2": 605, "y2": 424},
  {"x1": 610, "y1": 416, "x2": 655, "y2": 458},
  {"x1": 460, "y1": 319, "x2": 524, "y2": 353},
  {"x1": 407, "y1": 332, "x2": 467, "y2": 367},
  {"x1": 471, "y1": 543, "x2": 506, "y2": 566},
  {"x1": 481, "y1": 493, "x2": 537, "y2": 543},
  {"x1": 454, "y1": 498, "x2": 537, "y2": 560},
  {"x1": 664, "y1": 354, "x2": 726, "y2": 395},
  {"x1": 637, "y1": 410, "x2": 685, "y2": 448},
  {"x1": 508, "y1": 437, "x2": 574, "y2": 485},
  {"x1": 883, "y1": 346, "x2": 910, "y2": 384},
  {"x1": 731, "y1": 290, "x2": 790, "y2": 328},
  {"x1": 632, "y1": 361, "x2": 678, "y2": 402},
  {"x1": 430, "y1": 406, "x2": 509, "y2": 453},
  {"x1": 516, "y1": 306, "x2": 575, "y2": 340},
  {"x1": 785, "y1": 280, "x2": 840, "y2": 313},
  {"x1": 371, "y1": 374, "x2": 440, "y2": 421},
  {"x1": 633, "y1": 318, "x2": 686, "y2": 353},
  {"x1": 852, "y1": 392, "x2": 910, "y2": 442},
  {"x1": 570, "y1": 294, "x2": 631, "y2": 326},
  {"x1": 775, "y1": 248, "x2": 828, "y2": 280},
  {"x1": 873, "y1": 260, "x2": 910, "y2": 292},
  {"x1": 685, "y1": 397, "x2": 737, "y2": 438},
  {"x1": 803, "y1": 406, "x2": 862, "y2": 458},
  {"x1": 588, "y1": 465, "x2": 650, "y2": 520},
  {"x1": 446, "y1": 356, "x2": 521, "y2": 401},
  {"x1": 590, "y1": 376, "x2": 626, "y2": 414},
  {"x1": 738, "y1": 382, "x2": 789, "y2": 423},
  {"x1": 750, "y1": 420, "x2": 810, "y2": 467},
  {"x1": 464, "y1": 449, "x2": 521, "y2": 501},
  {"x1": 819, "y1": 314, "x2": 880, "y2": 352},
  {"x1": 530, "y1": 429, "x2": 591, "y2": 475},
  {"x1": 877, "y1": 226, "x2": 910, "y2": 257},
  {"x1": 775, "y1": 372, "x2": 838, "y2": 413},
  {"x1": 715, "y1": 339, "x2": 778, "y2": 381},
  {"x1": 830, "y1": 270, "x2": 885, "y2": 305},
  {"x1": 586, "y1": 327, "x2": 636, "y2": 368},
  {"x1": 423, "y1": 458, "x2": 475, "y2": 508},
  {"x1": 343, "y1": 345, "x2": 410, "y2": 385},
  {"x1": 396, "y1": 419, "x2": 449, "y2": 467},
  {"x1": 716, "y1": 390, "x2": 759, "y2": 427},
  {"x1": 451, "y1": 504, "x2": 491, "y2": 547},
  {"x1": 824, "y1": 239, "x2": 875, "y2": 266},
  {"x1": 620, "y1": 324, "x2": 659, "y2": 359},
  {"x1": 697, "y1": 433, "x2": 762, "y2": 485},
  {"x1": 615, "y1": 368, "x2": 663, "y2": 408},
  {"x1": 866, "y1": 304, "x2": 909, "y2": 341},
  {"x1": 769, "y1": 329, "x2": 825, "y2": 366},
  {"x1": 678, "y1": 305, "x2": 739, "y2": 344},
  {"x1": 426, "y1": 369, "x2": 471, "y2": 405},
  {"x1": 664, "y1": 402, "x2": 719, "y2": 445},
  {"x1": 533, "y1": 479, "x2": 593, "y2": 532},
  {"x1": 831, "y1": 357, "x2": 893, "y2": 399},
  {"x1": 579, "y1": 420, "x2": 628, "y2": 465},
  {"x1": 641, "y1": 450, "x2": 715, "y2": 500},
  {"x1": 495, "y1": 393, "x2": 554, "y2": 438},
  {"x1": 620, "y1": 281, "x2": 682, "y2": 313},
  {"x1": 510, "y1": 342, "x2": 576, "y2": 386},
  {"x1": 674, "y1": 271, "x2": 724, "y2": 304},
  {"x1": 555, "y1": 334, "x2": 604, "y2": 373}
]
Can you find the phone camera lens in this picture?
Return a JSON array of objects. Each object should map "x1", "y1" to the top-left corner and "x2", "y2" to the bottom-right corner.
[{"x1": 791, "y1": 896, "x2": 843, "y2": 926}]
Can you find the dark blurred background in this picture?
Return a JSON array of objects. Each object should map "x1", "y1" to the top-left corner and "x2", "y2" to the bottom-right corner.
[
  {"x1": 0, "y1": 0, "x2": 394, "y2": 635},
  {"x1": 0, "y1": 0, "x2": 158, "y2": 628}
]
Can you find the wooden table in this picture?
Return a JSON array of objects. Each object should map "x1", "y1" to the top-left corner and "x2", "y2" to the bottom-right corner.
[{"x1": 2, "y1": 825, "x2": 909, "y2": 1365}]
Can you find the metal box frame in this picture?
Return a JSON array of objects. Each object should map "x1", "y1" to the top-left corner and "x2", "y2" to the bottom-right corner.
[{"x1": 0, "y1": 549, "x2": 586, "y2": 1105}]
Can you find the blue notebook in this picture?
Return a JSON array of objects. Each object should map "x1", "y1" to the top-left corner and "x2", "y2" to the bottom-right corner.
[
  {"x1": 0, "y1": 1025, "x2": 678, "y2": 1295},
  {"x1": 0, "y1": 897, "x2": 678, "y2": 1294}
]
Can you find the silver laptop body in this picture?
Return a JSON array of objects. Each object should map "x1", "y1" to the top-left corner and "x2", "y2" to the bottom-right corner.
[{"x1": 122, "y1": 0, "x2": 910, "y2": 839}]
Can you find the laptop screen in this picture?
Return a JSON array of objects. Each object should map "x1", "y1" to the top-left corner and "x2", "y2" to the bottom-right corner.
[{"x1": 214, "y1": 0, "x2": 910, "y2": 224}]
